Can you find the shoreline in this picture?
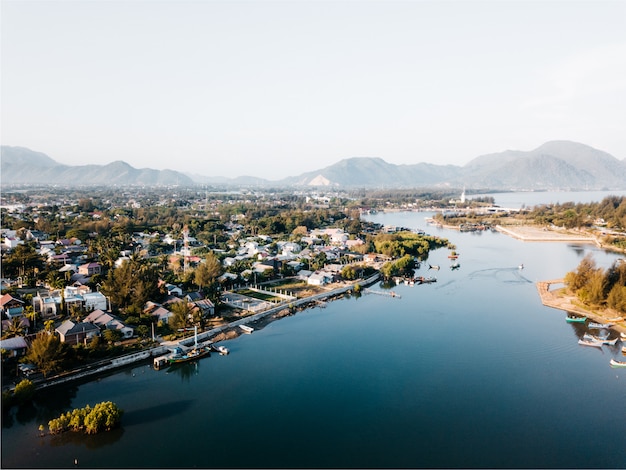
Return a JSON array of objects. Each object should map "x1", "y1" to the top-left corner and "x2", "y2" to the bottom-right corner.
[
  {"x1": 537, "y1": 279, "x2": 626, "y2": 335},
  {"x1": 17, "y1": 275, "x2": 381, "y2": 392}
]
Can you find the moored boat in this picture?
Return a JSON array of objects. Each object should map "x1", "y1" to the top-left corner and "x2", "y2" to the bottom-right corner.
[
  {"x1": 588, "y1": 322, "x2": 614, "y2": 329},
  {"x1": 578, "y1": 338, "x2": 603, "y2": 348},
  {"x1": 566, "y1": 316, "x2": 587, "y2": 323},
  {"x1": 239, "y1": 324, "x2": 254, "y2": 334},
  {"x1": 609, "y1": 359, "x2": 626, "y2": 368},
  {"x1": 168, "y1": 326, "x2": 211, "y2": 364},
  {"x1": 210, "y1": 343, "x2": 230, "y2": 355},
  {"x1": 583, "y1": 333, "x2": 619, "y2": 345}
]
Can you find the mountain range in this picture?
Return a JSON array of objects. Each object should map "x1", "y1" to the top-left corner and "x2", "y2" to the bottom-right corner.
[{"x1": 2, "y1": 141, "x2": 625, "y2": 190}]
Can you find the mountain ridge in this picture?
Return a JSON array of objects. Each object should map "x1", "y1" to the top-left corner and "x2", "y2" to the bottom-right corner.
[{"x1": 2, "y1": 141, "x2": 625, "y2": 190}]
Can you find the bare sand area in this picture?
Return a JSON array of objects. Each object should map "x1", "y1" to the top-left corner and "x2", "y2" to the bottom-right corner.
[
  {"x1": 496, "y1": 225, "x2": 597, "y2": 243},
  {"x1": 537, "y1": 279, "x2": 626, "y2": 335}
]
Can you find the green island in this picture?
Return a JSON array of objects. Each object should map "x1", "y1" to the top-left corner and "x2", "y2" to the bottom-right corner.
[{"x1": 46, "y1": 401, "x2": 123, "y2": 435}]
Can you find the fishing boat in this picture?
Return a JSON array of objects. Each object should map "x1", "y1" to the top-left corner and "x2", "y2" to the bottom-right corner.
[
  {"x1": 609, "y1": 359, "x2": 626, "y2": 368},
  {"x1": 168, "y1": 326, "x2": 211, "y2": 364},
  {"x1": 566, "y1": 316, "x2": 587, "y2": 323},
  {"x1": 588, "y1": 322, "x2": 614, "y2": 329},
  {"x1": 578, "y1": 338, "x2": 603, "y2": 348},
  {"x1": 239, "y1": 325, "x2": 254, "y2": 334}
]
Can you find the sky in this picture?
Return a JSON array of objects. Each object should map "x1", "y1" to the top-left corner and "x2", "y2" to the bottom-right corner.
[{"x1": 2, "y1": 0, "x2": 626, "y2": 180}]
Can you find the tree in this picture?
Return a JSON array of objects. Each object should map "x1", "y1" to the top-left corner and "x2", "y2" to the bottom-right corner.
[
  {"x1": 194, "y1": 252, "x2": 222, "y2": 291},
  {"x1": 1, "y1": 317, "x2": 26, "y2": 339},
  {"x1": 565, "y1": 254, "x2": 598, "y2": 293},
  {"x1": 169, "y1": 301, "x2": 193, "y2": 331},
  {"x1": 24, "y1": 332, "x2": 71, "y2": 377}
]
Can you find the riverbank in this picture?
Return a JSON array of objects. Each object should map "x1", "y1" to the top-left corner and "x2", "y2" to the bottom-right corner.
[
  {"x1": 13, "y1": 275, "x2": 381, "y2": 393},
  {"x1": 537, "y1": 279, "x2": 626, "y2": 335}
]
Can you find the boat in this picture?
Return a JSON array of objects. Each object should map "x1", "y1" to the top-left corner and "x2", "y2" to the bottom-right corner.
[
  {"x1": 168, "y1": 326, "x2": 211, "y2": 364},
  {"x1": 583, "y1": 333, "x2": 619, "y2": 345},
  {"x1": 566, "y1": 316, "x2": 587, "y2": 323},
  {"x1": 428, "y1": 264, "x2": 440, "y2": 271},
  {"x1": 578, "y1": 338, "x2": 603, "y2": 348},
  {"x1": 210, "y1": 343, "x2": 230, "y2": 355},
  {"x1": 609, "y1": 359, "x2": 626, "y2": 368},
  {"x1": 588, "y1": 322, "x2": 614, "y2": 329},
  {"x1": 518, "y1": 264, "x2": 524, "y2": 270},
  {"x1": 239, "y1": 325, "x2": 254, "y2": 334}
]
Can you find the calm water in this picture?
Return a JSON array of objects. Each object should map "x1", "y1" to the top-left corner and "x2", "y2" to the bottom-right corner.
[{"x1": 3, "y1": 205, "x2": 626, "y2": 468}]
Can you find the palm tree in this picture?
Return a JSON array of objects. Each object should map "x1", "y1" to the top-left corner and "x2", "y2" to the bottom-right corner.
[{"x1": 2, "y1": 317, "x2": 26, "y2": 339}]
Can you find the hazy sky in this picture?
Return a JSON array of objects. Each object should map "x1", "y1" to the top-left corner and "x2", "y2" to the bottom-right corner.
[{"x1": 2, "y1": 0, "x2": 625, "y2": 180}]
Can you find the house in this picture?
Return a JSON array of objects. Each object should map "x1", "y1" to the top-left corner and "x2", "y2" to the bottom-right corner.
[
  {"x1": 55, "y1": 320, "x2": 100, "y2": 345},
  {"x1": 82, "y1": 292, "x2": 108, "y2": 311},
  {"x1": 0, "y1": 294, "x2": 25, "y2": 319},
  {"x1": 78, "y1": 262, "x2": 102, "y2": 276},
  {"x1": 193, "y1": 298, "x2": 215, "y2": 317},
  {"x1": 165, "y1": 283, "x2": 183, "y2": 296},
  {"x1": 4, "y1": 237, "x2": 23, "y2": 249},
  {"x1": 307, "y1": 271, "x2": 332, "y2": 286},
  {"x1": 144, "y1": 301, "x2": 173, "y2": 324},
  {"x1": 83, "y1": 309, "x2": 133, "y2": 339},
  {"x1": 0, "y1": 336, "x2": 28, "y2": 358}
]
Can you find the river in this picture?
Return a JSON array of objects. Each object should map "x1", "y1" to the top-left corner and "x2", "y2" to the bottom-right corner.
[{"x1": 2, "y1": 192, "x2": 626, "y2": 468}]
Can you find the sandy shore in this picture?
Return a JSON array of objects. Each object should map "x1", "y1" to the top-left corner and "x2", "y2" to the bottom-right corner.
[
  {"x1": 537, "y1": 279, "x2": 626, "y2": 335},
  {"x1": 496, "y1": 225, "x2": 598, "y2": 243}
]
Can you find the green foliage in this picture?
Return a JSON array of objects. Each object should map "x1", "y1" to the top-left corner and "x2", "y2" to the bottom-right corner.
[
  {"x1": 13, "y1": 379, "x2": 35, "y2": 404},
  {"x1": 372, "y1": 232, "x2": 448, "y2": 259},
  {"x1": 565, "y1": 256, "x2": 626, "y2": 313},
  {"x1": 24, "y1": 332, "x2": 71, "y2": 377},
  {"x1": 48, "y1": 401, "x2": 123, "y2": 435}
]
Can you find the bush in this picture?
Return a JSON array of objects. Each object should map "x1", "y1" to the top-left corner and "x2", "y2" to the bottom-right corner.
[{"x1": 48, "y1": 401, "x2": 123, "y2": 435}]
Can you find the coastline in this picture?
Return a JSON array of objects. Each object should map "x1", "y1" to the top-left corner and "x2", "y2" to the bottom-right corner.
[{"x1": 537, "y1": 279, "x2": 626, "y2": 335}]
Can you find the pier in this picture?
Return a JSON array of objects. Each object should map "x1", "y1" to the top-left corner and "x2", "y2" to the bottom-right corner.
[{"x1": 363, "y1": 288, "x2": 401, "y2": 299}]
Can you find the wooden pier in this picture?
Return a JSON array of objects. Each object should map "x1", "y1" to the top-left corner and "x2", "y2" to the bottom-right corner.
[{"x1": 363, "y1": 288, "x2": 401, "y2": 299}]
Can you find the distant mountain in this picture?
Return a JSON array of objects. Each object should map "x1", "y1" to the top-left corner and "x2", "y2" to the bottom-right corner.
[
  {"x1": 280, "y1": 157, "x2": 463, "y2": 188},
  {"x1": 281, "y1": 141, "x2": 626, "y2": 190},
  {"x1": 2, "y1": 141, "x2": 625, "y2": 190},
  {"x1": 1, "y1": 146, "x2": 193, "y2": 186}
]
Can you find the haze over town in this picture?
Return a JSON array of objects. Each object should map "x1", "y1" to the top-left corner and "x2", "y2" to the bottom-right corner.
[{"x1": 2, "y1": 0, "x2": 625, "y2": 179}]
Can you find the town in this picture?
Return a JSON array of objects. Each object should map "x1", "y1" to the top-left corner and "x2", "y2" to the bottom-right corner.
[{"x1": 1, "y1": 185, "x2": 460, "y2": 399}]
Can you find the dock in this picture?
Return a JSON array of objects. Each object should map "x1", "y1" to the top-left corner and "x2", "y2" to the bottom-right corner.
[{"x1": 363, "y1": 288, "x2": 401, "y2": 299}]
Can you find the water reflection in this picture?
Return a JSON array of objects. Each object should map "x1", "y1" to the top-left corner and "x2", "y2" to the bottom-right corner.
[
  {"x1": 165, "y1": 361, "x2": 200, "y2": 382},
  {"x1": 48, "y1": 426, "x2": 124, "y2": 449}
]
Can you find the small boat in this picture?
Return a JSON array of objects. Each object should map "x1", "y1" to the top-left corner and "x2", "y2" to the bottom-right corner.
[
  {"x1": 578, "y1": 338, "x2": 603, "y2": 348},
  {"x1": 428, "y1": 264, "x2": 440, "y2": 271},
  {"x1": 588, "y1": 322, "x2": 614, "y2": 329},
  {"x1": 584, "y1": 334, "x2": 619, "y2": 345},
  {"x1": 239, "y1": 325, "x2": 254, "y2": 334},
  {"x1": 606, "y1": 317, "x2": 624, "y2": 323},
  {"x1": 609, "y1": 359, "x2": 626, "y2": 368},
  {"x1": 518, "y1": 264, "x2": 524, "y2": 270},
  {"x1": 448, "y1": 254, "x2": 459, "y2": 259},
  {"x1": 210, "y1": 344, "x2": 230, "y2": 355},
  {"x1": 566, "y1": 316, "x2": 587, "y2": 323}
]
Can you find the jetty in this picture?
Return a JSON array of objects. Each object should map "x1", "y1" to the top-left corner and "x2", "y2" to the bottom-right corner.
[{"x1": 363, "y1": 288, "x2": 401, "y2": 298}]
